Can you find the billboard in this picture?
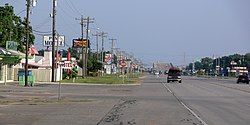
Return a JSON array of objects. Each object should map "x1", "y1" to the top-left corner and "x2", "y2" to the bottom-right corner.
[
  {"x1": 43, "y1": 35, "x2": 65, "y2": 47},
  {"x1": 72, "y1": 39, "x2": 89, "y2": 48}
]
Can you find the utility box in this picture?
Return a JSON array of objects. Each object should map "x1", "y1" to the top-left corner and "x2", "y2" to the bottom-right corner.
[{"x1": 18, "y1": 69, "x2": 35, "y2": 86}]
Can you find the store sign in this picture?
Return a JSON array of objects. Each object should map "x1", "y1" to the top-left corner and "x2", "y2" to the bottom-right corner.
[
  {"x1": 72, "y1": 39, "x2": 89, "y2": 48},
  {"x1": 43, "y1": 35, "x2": 65, "y2": 47}
]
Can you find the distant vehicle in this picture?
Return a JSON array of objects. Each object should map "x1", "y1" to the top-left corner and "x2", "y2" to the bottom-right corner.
[
  {"x1": 237, "y1": 74, "x2": 249, "y2": 84},
  {"x1": 155, "y1": 72, "x2": 159, "y2": 75},
  {"x1": 167, "y1": 67, "x2": 182, "y2": 83},
  {"x1": 164, "y1": 70, "x2": 168, "y2": 75}
]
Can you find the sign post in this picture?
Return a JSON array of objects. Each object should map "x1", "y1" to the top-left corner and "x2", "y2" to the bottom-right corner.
[
  {"x1": 119, "y1": 59, "x2": 126, "y2": 84},
  {"x1": 58, "y1": 61, "x2": 64, "y2": 101}
]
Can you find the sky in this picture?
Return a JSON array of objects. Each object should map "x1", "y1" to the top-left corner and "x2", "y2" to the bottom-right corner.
[{"x1": 1, "y1": 0, "x2": 250, "y2": 66}]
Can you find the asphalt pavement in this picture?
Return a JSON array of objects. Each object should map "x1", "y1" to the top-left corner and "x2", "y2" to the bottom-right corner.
[
  {"x1": 1, "y1": 75, "x2": 249, "y2": 125},
  {"x1": 165, "y1": 76, "x2": 250, "y2": 125}
]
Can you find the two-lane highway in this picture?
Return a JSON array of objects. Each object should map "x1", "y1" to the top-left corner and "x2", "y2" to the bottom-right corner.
[{"x1": 161, "y1": 76, "x2": 250, "y2": 125}]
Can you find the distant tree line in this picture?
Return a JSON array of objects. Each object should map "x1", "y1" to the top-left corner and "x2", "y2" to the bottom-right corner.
[{"x1": 186, "y1": 53, "x2": 250, "y2": 75}]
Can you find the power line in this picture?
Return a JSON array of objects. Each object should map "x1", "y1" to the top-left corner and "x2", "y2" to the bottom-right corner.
[
  {"x1": 33, "y1": 32, "x2": 51, "y2": 36},
  {"x1": 57, "y1": 5, "x2": 75, "y2": 19},
  {"x1": 33, "y1": 16, "x2": 51, "y2": 29},
  {"x1": 63, "y1": 0, "x2": 82, "y2": 16},
  {"x1": 33, "y1": 29, "x2": 51, "y2": 34},
  {"x1": 57, "y1": 12, "x2": 78, "y2": 35},
  {"x1": 67, "y1": 0, "x2": 82, "y2": 15}
]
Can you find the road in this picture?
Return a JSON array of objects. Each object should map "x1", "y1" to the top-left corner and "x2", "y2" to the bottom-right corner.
[
  {"x1": 0, "y1": 75, "x2": 250, "y2": 125},
  {"x1": 164, "y1": 76, "x2": 250, "y2": 125}
]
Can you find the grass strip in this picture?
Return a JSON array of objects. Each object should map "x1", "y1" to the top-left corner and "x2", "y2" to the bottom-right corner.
[{"x1": 61, "y1": 73, "x2": 142, "y2": 84}]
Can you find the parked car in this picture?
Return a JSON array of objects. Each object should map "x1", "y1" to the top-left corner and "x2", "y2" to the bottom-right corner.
[
  {"x1": 154, "y1": 71, "x2": 159, "y2": 75},
  {"x1": 237, "y1": 74, "x2": 249, "y2": 84},
  {"x1": 167, "y1": 67, "x2": 182, "y2": 83}
]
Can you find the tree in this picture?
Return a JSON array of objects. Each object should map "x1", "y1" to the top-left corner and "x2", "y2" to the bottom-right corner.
[
  {"x1": 69, "y1": 48, "x2": 79, "y2": 60},
  {"x1": 0, "y1": 55, "x2": 21, "y2": 65},
  {"x1": 194, "y1": 61, "x2": 203, "y2": 70},
  {"x1": 201, "y1": 57, "x2": 213, "y2": 73},
  {"x1": 0, "y1": 4, "x2": 35, "y2": 53}
]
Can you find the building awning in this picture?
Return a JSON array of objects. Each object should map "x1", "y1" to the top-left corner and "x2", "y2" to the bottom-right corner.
[
  {"x1": 22, "y1": 62, "x2": 51, "y2": 68},
  {"x1": 8, "y1": 49, "x2": 26, "y2": 57},
  {"x1": 0, "y1": 47, "x2": 11, "y2": 55}
]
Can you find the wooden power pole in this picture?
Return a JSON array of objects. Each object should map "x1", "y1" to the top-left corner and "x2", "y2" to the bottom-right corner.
[
  {"x1": 51, "y1": 0, "x2": 56, "y2": 82},
  {"x1": 25, "y1": 0, "x2": 31, "y2": 86}
]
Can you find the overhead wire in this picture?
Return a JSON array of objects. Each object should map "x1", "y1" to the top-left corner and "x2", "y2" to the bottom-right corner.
[
  {"x1": 65, "y1": 0, "x2": 83, "y2": 16},
  {"x1": 63, "y1": 0, "x2": 82, "y2": 17},
  {"x1": 56, "y1": 12, "x2": 78, "y2": 35},
  {"x1": 57, "y1": 5, "x2": 75, "y2": 19},
  {"x1": 33, "y1": 29, "x2": 51, "y2": 34},
  {"x1": 33, "y1": 32, "x2": 51, "y2": 36},
  {"x1": 33, "y1": 16, "x2": 51, "y2": 29}
]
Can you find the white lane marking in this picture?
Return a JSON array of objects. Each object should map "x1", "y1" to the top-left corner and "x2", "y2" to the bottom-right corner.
[
  {"x1": 162, "y1": 82, "x2": 208, "y2": 125},
  {"x1": 162, "y1": 82, "x2": 173, "y2": 94}
]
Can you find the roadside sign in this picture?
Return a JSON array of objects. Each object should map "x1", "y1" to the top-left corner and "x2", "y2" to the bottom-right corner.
[
  {"x1": 119, "y1": 59, "x2": 126, "y2": 68},
  {"x1": 43, "y1": 35, "x2": 65, "y2": 47},
  {"x1": 6, "y1": 41, "x2": 18, "y2": 51},
  {"x1": 72, "y1": 39, "x2": 89, "y2": 48},
  {"x1": 105, "y1": 54, "x2": 112, "y2": 65}
]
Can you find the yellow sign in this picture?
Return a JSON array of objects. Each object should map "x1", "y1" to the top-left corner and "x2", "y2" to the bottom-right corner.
[{"x1": 73, "y1": 39, "x2": 88, "y2": 47}]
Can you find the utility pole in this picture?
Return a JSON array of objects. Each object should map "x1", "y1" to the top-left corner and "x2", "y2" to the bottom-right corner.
[
  {"x1": 75, "y1": 16, "x2": 94, "y2": 77},
  {"x1": 109, "y1": 38, "x2": 117, "y2": 55},
  {"x1": 92, "y1": 31, "x2": 100, "y2": 61},
  {"x1": 51, "y1": 0, "x2": 56, "y2": 82},
  {"x1": 25, "y1": 0, "x2": 31, "y2": 86},
  {"x1": 100, "y1": 32, "x2": 108, "y2": 64},
  {"x1": 109, "y1": 38, "x2": 116, "y2": 74},
  {"x1": 84, "y1": 17, "x2": 94, "y2": 77},
  {"x1": 75, "y1": 15, "x2": 85, "y2": 78},
  {"x1": 100, "y1": 32, "x2": 107, "y2": 75}
]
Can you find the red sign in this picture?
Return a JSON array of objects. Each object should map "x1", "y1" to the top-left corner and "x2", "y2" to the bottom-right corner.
[{"x1": 119, "y1": 59, "x2": 126, "y2": 68}]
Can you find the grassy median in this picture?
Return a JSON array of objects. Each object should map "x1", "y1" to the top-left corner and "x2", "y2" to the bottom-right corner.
[{"x1": 61, "y1": 73, "x2": 142, "y2": 84}]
